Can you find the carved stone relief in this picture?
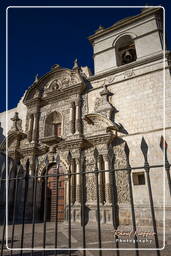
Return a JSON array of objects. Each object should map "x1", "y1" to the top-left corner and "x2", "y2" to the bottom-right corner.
[
  {"x1": 124, "y1": 69, "x2": 135, "y2": 79},
  {"x1": 113, "y1": 143, "x2": 130, "y2": 203},
  {"x1": 81, "y1": 93, "x2": 88, "y2": 117},
  {"x1": 44, "y1": 72, "x2": 80, "y2": 93}
]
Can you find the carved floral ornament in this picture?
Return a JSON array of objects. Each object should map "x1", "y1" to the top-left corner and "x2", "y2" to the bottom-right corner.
[{"x1": 44, "y1": 73, "x2": 81, "y2": 93}]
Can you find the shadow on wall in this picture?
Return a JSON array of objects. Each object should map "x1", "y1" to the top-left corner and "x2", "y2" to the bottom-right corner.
[{"x1": 0, "y1": 123, "x2": 5, "y2": 144}]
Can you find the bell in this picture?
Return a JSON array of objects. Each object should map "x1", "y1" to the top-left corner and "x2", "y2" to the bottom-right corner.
[{"x1": 122, "y1": 50, "x2": 133, "y2": 64}]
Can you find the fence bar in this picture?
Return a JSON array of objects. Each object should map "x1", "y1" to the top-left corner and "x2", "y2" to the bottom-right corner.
[
  {"x1": 24, "y1": 163, "x2": 165, "y2": 180},
  {"x1": 0, "y1": 163, "x2": 5, "y2": 192},
  {"x1": 31, "y1": 159, "x2": 39, "y2": 255},
  {"x1": 108, "y1": 145, "x2": 120, "y2": 256},
  {"x1": 124, "y1": 143, "x2": 139, "y2": 256},
  {"x1": 1, "y1": 160, "x2": 12, "y2": 256},
  {"x1": 10, "y1": 163, "x2": 21, "y2": 256},
  {"x1": 54, "y1": 154, "x2": 60, "y2": 256},
  {"x1": 80, "y1": 152, "x2": 86, "y2": 256},
  {"x1": 165, "y1": 159, "x2": 171, "y2": 196},
  {"x1": 67, "y1": 151, "x2": 72, "y2": 256},
  {"x1": 43, "y1": 156, "x2": 49, "y2": 256},
  {"x1": 20, "y1": 160, "x2": 29, "y2": 256},
  {"x1": 160, "y1": 136, "x2": 171, "y2": 196},
  {"x1": 94, "y1": 148, "x2": 102, "y2": 256},
  {"x1": 141, "y1": 137, "x2": 160, "y2": 256},
  {"x1": 145, "y1": 164, "x2": 160, "y2": 256}
]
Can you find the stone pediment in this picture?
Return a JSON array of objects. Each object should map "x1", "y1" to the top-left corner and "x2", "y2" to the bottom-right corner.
[
  {"x1": 44, "y1": 70, "x2": 82, "y2": 95},
  {"x1": 23, "y1": 65, "x2": 85, "y2": 103}
]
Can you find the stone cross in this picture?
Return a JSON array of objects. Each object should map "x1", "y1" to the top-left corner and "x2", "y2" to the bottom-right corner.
[{"x1": 10, "y1": 112, "x2": 22, "y2": 132}]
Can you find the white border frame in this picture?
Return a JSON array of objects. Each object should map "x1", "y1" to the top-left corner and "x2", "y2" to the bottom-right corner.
[{"x1": 5, "y1": 5, "x2": 166, "y2": 252}]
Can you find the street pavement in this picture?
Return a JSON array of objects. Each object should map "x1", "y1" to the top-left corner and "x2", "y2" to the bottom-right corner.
[{"x1": 0, "y1": 223, "x2": 171, "y2": 256}]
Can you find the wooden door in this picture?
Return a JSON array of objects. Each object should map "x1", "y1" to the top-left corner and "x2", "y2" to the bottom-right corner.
[{"x1": 47, "y1": 167, "x2": 65, "y2": 222}]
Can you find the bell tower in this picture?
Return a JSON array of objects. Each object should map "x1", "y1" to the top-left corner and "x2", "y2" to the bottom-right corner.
[{"x1": 89, "y1": 7, "x2": 163, "y2": 74}]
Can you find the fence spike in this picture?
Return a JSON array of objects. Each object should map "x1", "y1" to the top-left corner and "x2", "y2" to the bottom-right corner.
[
  {"x1": 35, "y1": 157, "x2": 39, "y2": 170},
  {"x1": 55, "y1": 154, "x2": 60, "y2": 165},
  {"x1": 124, "y1": 142, "x2": 129, "y2": 157},
  {"x1": 94, "y1": 147, "x2": 99, "y2": 160},
  {"x1": 160, "y1": 135, "x2": 168, "y2": 151},
  {"x1": 1, "y1": 162, "x2": 5, "y2": 174},
  {"x1": 25, "y1": 159, "x2": 30, "y2": 170},
  {"x1": 8, "y1": 158, "x2": 13, "y2": 171},
  {"x1": 67, "y1": 151, "x2": 72, "y2": 164}
]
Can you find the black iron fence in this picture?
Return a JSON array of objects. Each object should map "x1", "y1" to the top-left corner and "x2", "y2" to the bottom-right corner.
[{"x1": 0, "y1": 136, "x2": 170, "y2": 256}]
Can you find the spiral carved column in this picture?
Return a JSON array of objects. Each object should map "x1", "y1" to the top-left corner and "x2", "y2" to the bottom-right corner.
[
  {"x1": 69, "y1": 102, "x2": 75, "y2": 135},
  {"x1": 75, "y1": 158, "x2": 81, "y2": 204},
  {"x1": 75, "y1": 99, "x2": 82, "y2": 135},
  {"x1": 104, "y1": 154, "x2": 112, "y2": 205},
  {"x1": 98, "y1": 157, "x2": 104, "y2": 205}
]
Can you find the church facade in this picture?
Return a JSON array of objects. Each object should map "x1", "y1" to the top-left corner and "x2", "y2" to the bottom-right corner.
[{"x1": 0, "y1": 7, "x2": 171, "y2": 227}]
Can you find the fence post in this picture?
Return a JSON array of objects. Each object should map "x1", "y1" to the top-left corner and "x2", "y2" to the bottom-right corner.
[
  {"x1": 160, "y1": 136, "x2": 171, "y2": 196},
  {"x1": 108, "y1": 144, "x2": 119, "y2": 254},
  {"x1": 10, "y1": 160, "x2": 21, "y2": 255},
  {"x1": 80, "y1": 151, "x2": 86, "y2": 255},
  {"x1": 31, "y1": 157, "x2": 39, "y2": 255},
  {"x1": 141, "y1": 137, "x2": 160, "y2": 256},
  {"x1": 54, "y1": 153, "x2": 60, "y2": 254},
  {"x1": 67, "y1": 151, "x2": 72, "y2": 256},
  {"x1": 20, "y1": 159, "x2": 29, "y2": 256},
  {"x1": 94, "y1": 148, "x2": 102, "y2": 256},
  {"x1": 43, "y1": 155, "x2": 49, "y2": 255},
  {"x1": 124, "y1": 142, "x2": 139, "y2": 256},
  {"x1": 1, "y1": 158, "x2": 15, "y2": 256}
]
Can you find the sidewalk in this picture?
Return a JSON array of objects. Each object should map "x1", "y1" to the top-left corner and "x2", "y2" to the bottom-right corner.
[{"x1": 0, "y1": 223, "x2": 170, "y2": 256}]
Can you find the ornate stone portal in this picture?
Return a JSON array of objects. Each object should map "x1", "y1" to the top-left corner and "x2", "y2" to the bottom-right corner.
[{"x1": 2, "y1": 63, "x2": 128, "y2": 224}]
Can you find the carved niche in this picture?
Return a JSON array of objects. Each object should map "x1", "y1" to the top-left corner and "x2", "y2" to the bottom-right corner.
[{"x1": 94, "y1": 85, "x2": 114, "y2": 120}]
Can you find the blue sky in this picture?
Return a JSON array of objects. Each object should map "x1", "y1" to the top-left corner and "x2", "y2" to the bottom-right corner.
[{"x1": 0, "y1": 0, "x2": 171, "y2": 113}]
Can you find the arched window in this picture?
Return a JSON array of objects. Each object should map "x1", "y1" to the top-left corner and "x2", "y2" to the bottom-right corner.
[
  {"x1": 115, "y1": 35, "x2": 137, "y2": 66},
  {"x1": 44, "y1": 111, "x2": 62, "y2": 137}
]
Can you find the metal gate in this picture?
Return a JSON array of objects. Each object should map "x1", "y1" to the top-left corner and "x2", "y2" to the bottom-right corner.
[{"x1": 0, "y1": 136, "x2": 170, "y2": 256}]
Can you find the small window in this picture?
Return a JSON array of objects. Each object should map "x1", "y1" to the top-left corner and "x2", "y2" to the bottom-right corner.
[
  {"x1": 44, "y1": 111, "x2": 62, "y2": 137},
  {"x1": 54, "y1": 123, "x2": 61, "y2": 137},
  {"x1": 132, "y1": 172, "x2": 145, "y2": 185}
]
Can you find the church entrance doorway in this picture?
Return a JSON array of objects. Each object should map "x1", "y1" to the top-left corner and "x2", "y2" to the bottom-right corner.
[{"x1": 41, "y1": 166, "x2": 65, "y2": 222}]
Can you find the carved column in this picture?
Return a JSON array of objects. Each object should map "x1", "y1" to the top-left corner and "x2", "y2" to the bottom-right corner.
[
  {"x1": 66, "y1": 180, "x2": 69, "y2": 205},
  {"x1": 75, "y1": 158, "x2": 81, "y2": 204},
  {"x1": 75, "y1": 98, "x2": 82, "y2": 135},
  {"x1": 33, "y1": 111, "x2": 40, "y2": 144},
  {"x1": 98, "y1": 157, "x2": 104, "y2": 205},
  {"x1": 71, "y1": 159, "x2": 76, "y2": 205},
  {"x1": 27, "y1": 114, "x2": 34, "y2": 142},
  {"x1": 69, "y1": 102, "x2": 75, "y2": 134},
  {"x1": 104, "y1": 154, "x2": 112, "y2": 205}
]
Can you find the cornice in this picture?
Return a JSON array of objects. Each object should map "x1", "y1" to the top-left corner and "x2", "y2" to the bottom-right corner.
[
  {"x1": 85, "y1": 133, "x2": 116, "y2": 145},
  {"x1": 88, "y1": 51, "x2": 168, "y2": 82},
  {"x1": 88, "y1": 7, "x2": 161, "y2": 43}
]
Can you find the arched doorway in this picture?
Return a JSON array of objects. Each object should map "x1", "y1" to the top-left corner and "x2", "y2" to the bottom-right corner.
[{"x1": 41, "y1": 165, "x2": 65, "y2": 222}]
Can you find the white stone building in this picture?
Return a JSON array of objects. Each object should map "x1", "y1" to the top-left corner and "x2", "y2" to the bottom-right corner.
[{"x1": 0, "y1": 7, "x2": 170, "y2": 227}]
